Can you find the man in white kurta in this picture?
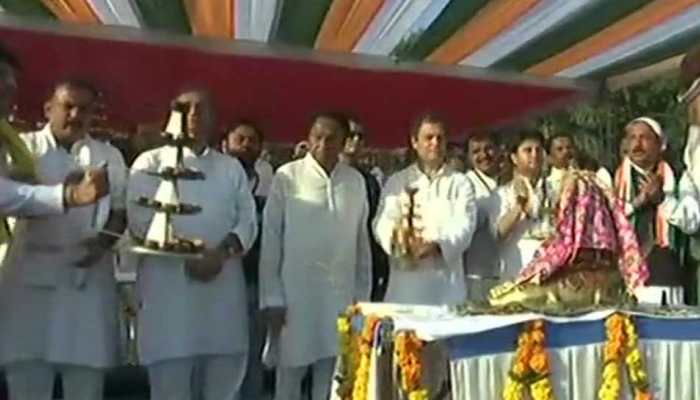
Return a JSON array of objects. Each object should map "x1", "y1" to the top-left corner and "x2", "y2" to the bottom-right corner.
[
  {"x1": 127, "y1": 91, "x2": 257, "y2": 400},
  {"x1": 0, "y1": 46, "x2": 108, "y2": 218},
  {"x1": 374, "y1": 116, "x2": 476, "y2": 306},
  {"x1": 546, "y1": 132, "x2": 613, "y2": 195},
  {"x1": 259, "y1": 114, "x2": 371, "y2": 400},
  {"x1": 0, "y1": 81, "x2": 127, "y2": 400},
  {"x1": 464, "y1": 134, "x2": 501, "y2": 301}
]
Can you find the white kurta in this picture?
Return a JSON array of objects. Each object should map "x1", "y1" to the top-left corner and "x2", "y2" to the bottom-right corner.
[
  {"x1": 464, "y1": 169, "x2": 500, "y2": 299},
  {"x1": 255, "y1": 158, "x2": 274, "y2": 197},
  {"x1": 259, "y1": 153, "x2": 371, "y2": 368},
  {"x1": 0, "y1": 125, "x2": 127, "y2": 368},
  {"x1": 489, "y1": 178, "x2": 556, "y2": 281},
  {"x1": 374, "y1": 164, "x2": 477, "y2": 306},
  {"x1": 0, "y1": 177, "x2": 64, "y2": 217},
  {"x1": 0, "y1": 122, "x2": 64, "y2": 218},
  {"x1": 661, "y1": 170, "x2": 700, "y2": 235},
  {"x1": 127, "y1": 146, "x2": 257, "y2": 365}
]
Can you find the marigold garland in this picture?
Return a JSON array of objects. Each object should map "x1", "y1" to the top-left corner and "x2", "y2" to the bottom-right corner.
[
  {"x1": 503, "y1": 320, "x2": 555, "y2": 400},
  {"x1": 352, "y1": 315, "x2": 380, "y2": 400},
  {"x1": 598, "y1": 313, "x2": 652, "y2": 400},
  {"x1": 395, "y1": 331, "x2": 429, "y2": 400},
  {"x1": 335, "y1": 305, "x2": 360, "y2": 400}
]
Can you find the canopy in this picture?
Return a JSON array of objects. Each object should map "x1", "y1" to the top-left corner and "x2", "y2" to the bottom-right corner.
[
  {"x1": 0, "y1": 1, "x2": 634, "y2": 146},
  {"x1": 3, "y1": 0, "x2": 698, "y2": 81}
]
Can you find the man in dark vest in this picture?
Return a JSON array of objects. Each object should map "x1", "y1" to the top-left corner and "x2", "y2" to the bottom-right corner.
[
  {"x1": 340, "y1": 118, "x2": 388, "y2": 301},
  {"x1": 223, "y1": 120, "x2": 268, "y2": 398}
]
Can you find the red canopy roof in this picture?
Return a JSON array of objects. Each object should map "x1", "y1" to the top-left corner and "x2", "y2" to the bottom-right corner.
[{"x1": 0, "y1": 18, "x2": 588, "y2": 147}]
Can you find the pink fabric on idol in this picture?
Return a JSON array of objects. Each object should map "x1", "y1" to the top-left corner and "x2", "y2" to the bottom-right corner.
[{"x1": 518, "y1": 172, "x2": 649, "y2": 291}]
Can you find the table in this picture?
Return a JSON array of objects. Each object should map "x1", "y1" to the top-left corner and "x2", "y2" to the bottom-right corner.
[{"x1": 335, "y1": 303, "x2": 700, "y2": 400}]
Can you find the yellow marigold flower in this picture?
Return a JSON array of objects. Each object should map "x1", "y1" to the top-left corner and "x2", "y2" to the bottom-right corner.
[
  {"x1": 408, "y1": 389, "x2": 429, "y2": 400},
  {"x1": 513, "y1": 361, "x2": 528, "y2": 376},
  {"x1": 503, "y1": 379, "x2": 525, "y2": 400},
  {"x1": 531, "y1": 379, "x2": 554, "y2": 400},
  {"x1": 337, "y1": 317, "x2": 351, "y2": 334}
]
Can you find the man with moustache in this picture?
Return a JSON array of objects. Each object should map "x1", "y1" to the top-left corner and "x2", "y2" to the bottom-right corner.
[
  {"x1": 0, "y1": 80, "x2": 127, "y2": 400},
  {"x1": 0, "y1": 44, "x2": 108, "y2": 218},
  {"x1": 259, "y1": 113, "x2": 371, "y2": 400},
  {"x1": 222, "y1": 120, "x2": 268, "y2": 399},
  {"x1": 615, "y1": 117, "x2": 698, "y2": 305},
  {"x1": 128, "y1": 90, "x2": 257, "y2": 399},
  {"x1": 463, "y1": 133, "x2": 502, "y2": 301},
  {"x1": 546, "y1": 131, "x2": 613, "y2": 192}
]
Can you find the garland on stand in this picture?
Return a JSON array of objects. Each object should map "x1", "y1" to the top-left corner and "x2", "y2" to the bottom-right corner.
[
  {"x1": 598, "y1": 313, "x2": 652, "y2": 400},
  {"x1": 335, "y1": 305, "x2": 359, "y2": 399},
  {"x1": 334, "y1": 306, "x2": 382, "y2": 400},
  {"x1": 503, "y1": 320, "x2": 555, "y2": 400},
  {"x1": 352, "y1": 315, "x2": 380, "y2": 400},
  {"x1": 395, "y1": 331, "x2": 429, "y2": 400}
]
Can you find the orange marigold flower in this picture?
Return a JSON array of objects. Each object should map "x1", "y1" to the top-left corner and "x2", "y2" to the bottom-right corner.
[{"x1": 530, "y1": 352, "x2": 549, "y2": 373}]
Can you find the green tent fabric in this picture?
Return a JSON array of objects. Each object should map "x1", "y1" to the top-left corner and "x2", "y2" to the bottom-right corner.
[
  {"x1": 394, "y1": 0, "x2": 489, "y2": 61},
  {"x1": 588, "y1": 29, "x2": 700, "y2": 80},
  {"x1": 0, "y1": 0, "x2": 54, "y2": 18},
  {"x1": 492, "y1": 0, "x2": 653, "y2": 72},
  {"x1": 272, "y1": 0, "x2": 333, "y2": 48},
  {"x1": 0, "y1": 0, "x2": 697, "y2": 84},
  {"x1": 133, "y1": 0, "x2": 191, "y2": 35}
]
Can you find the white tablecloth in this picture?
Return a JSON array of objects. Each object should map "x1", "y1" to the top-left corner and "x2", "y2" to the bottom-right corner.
[{"x1": 345, "y1": 303, "x2": 700, "y2": 400}]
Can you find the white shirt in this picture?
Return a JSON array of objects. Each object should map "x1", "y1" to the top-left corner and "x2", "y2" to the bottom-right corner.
[
  {"x1": 127, "y1": 145, "x2": 257, "y2": 364},
  {"x1": 489, "y1": 177, "x2": 556, "y2": 280},
  {"x1": 371, "y1": 166, "x2": 385, "y2": 186},
  {"x1": 374, "y1": 163, "x2": 477, "y2": 306},
  {"x1": 0, "y1": 177, "x2": 64, "y2": 216},
  {"x1": 5, "y1": 125, "x2": 127, "y2": 287},
  {"x1": 0, "y1": 122, "x2": 65, "y2": 217},
  {"x1": 254, "y1": 158, "x2": 274, "y2": 197},
  {"x1": 0, "y1": 125, "x2": 127, "y2": 368},
  {"x1": 464, "y1": 169, "x2": 499, "y2": 279},
  {"x1": 259, "y1": 153, "x2": 371, "y2": 367},
  {"x1": 664, "y1": 170, "x2": 700, "y2": 235}
]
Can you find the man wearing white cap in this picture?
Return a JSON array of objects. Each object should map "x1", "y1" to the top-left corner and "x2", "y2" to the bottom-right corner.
[{"x1": 614, "y1": 117, "x2": 699, "y2": 305}]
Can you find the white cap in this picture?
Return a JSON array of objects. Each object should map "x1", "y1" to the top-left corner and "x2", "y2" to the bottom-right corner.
[{"x1": 627, "y1": 116, "x2": 666, "y2": 150}]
